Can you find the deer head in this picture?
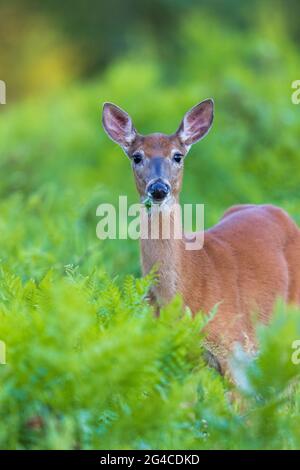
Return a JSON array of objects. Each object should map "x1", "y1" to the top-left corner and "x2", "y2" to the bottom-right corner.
[{"x1": 102, "y1": 99, "x2": 214, "y2": 206}]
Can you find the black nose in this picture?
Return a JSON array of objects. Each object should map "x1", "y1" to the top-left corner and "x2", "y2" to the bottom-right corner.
[{"x1": 147, "y1": 180, "x2": 170, "y2": 202}]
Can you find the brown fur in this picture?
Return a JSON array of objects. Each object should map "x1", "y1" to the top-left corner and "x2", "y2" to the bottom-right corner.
[
  {"x1": 141, "y1": 204, "x2": 300, "y2": 373},
  {"x1": 102, "y1": 101, "x2": 300, "y2": 374}
]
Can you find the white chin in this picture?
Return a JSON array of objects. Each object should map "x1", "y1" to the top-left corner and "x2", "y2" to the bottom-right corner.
[{"x1": 153, "y1": 196, "x2": 173, "y2": 211}]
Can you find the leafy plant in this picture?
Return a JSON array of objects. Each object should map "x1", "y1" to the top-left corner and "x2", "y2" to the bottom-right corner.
[{"x1": 1, "y1": 6, "x2": 300, "y2": 449}]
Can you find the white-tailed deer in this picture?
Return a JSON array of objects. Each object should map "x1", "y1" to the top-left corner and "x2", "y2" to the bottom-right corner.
[{"x1": 102, "y1": 100, "x2": 300, "y2": 374}]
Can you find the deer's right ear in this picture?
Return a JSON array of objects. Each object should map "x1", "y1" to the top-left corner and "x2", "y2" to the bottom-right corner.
[
  {"x1": 176, "y1": 99, "x2": 214, "y2": 146},
  {"x1": 102, "y1": 102, "x2": 137, "y2": 149}
]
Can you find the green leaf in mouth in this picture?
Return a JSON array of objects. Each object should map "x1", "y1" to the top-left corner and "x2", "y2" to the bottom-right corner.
[{"x1": 144, "y1": 196, "x2": 152, "y2": 213}]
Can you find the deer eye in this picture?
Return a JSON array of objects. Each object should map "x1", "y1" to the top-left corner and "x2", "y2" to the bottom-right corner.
[
  {"x1": 172, "y1": 153, "x2": 183, "y2": 164},
  {"x1": 132, "y1": 153, "x2": 143, "y2": 165}
]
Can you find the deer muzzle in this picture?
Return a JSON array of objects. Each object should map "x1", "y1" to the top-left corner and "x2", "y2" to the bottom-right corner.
[{"x1": 147, "y1": 179, "x2": 170, "y2": 202}]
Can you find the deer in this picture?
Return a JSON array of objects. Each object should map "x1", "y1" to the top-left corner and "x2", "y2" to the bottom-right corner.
[{"x1": 102, "y1": 99, "x2": 300, "y2": 375}]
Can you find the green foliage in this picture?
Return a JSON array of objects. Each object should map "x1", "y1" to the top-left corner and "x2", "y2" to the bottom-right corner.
[
  {"x1": 2, "y1": 1, "x2": 300, "y2": 100},
  {"x1": 1, "y1": 6, "x2": 300, "y2": 449},
  {"x1": 1, "y1": 269, "x2": 300, "y2": 449}
]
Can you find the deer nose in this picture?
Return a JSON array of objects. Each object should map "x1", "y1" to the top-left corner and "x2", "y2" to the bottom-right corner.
[{"x1": 147, "y1": 179, "x2": 170, "y2": 202}]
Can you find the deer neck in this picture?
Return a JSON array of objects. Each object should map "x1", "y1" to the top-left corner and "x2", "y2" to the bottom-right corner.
[{"x1": 140, "y1": 202, "x2": 183, "y2": 305}]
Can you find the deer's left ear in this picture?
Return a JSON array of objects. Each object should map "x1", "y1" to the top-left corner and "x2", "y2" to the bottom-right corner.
[
  {"x1": 102, "y1": 102, "x2": 137, "y2": 149},
  {"x1": 177, "y1": 99, "x2": 214, "y2": 146}
]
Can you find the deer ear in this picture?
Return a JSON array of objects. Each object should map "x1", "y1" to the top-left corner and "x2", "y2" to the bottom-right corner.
[
  {"x1": 102, "y1": 102, "x2": 137, "y2": 148},
  {"x1": 177, "y1": 99, "x2": 214, "y2": 146}
]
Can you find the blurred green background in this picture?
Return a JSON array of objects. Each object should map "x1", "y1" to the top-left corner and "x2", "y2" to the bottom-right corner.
[
  {"x1": 1, "y1": 0, "x2": 300, "y2": 450},
  {"x1": 1, "y1": 0, "x2": 300, "y2": 280}
]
